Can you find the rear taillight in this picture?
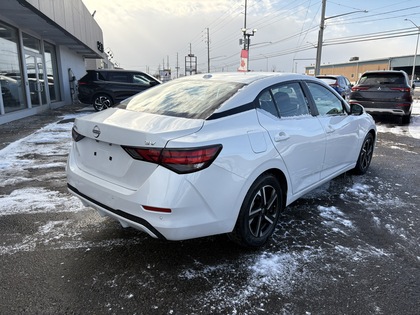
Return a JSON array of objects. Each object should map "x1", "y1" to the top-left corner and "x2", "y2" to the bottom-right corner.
[
  {"x1": 142, "y1": 205, "x2": 172, "y2": 213},
  {"x1": 390, "y1": 87, "x2": 411, "y2": 92},
  {"x1": 78, "y1": 81, "x2": 88, "y2": 85},
  {"x1": 351, "y1": 86, "x2": 369, "y2": 91},
  {"x1": 122, "y1": 144, "x2": 222, "y2": 174},
  {"x1": 71, "y1": 127, "x2": 85, "y2": 142}
]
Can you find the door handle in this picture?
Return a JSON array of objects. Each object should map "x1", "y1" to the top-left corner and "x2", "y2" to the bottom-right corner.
[{"x1": 274, "y1": 131, "x2": 290, "y2": 142}]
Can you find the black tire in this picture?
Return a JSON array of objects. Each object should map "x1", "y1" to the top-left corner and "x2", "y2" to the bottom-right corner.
[
  {"x1": 353, "y1": 133, "x2": 374, "y2": 175},
  {"x1": 93, "y1": 94, "x2": 113, "y2": 111},
  {"x1": 229, "y1": 174, "x2": 283, "y2": 248},
  {"x1": 401, "y1": 113, "x2": 411, "y2": 125}
]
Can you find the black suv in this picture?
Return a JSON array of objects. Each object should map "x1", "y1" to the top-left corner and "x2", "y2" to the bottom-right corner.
[
  {"x1": 78, "y1": 69, "x2": 161, "y2": 111},
  {"x1": 349, "y1": 70, "x2": 413, "y2": 124}
]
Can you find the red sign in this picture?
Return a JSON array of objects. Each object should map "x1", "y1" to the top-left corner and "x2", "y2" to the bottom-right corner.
[{"x1": 238, "y1": 49, "x2": 248, "y2": 72}]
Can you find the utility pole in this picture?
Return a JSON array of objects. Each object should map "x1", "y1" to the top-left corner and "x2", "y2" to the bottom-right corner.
[
  {"x1": 176, "y1": 52, "x2": 179, "y2": 78},
  {"x1": 206, "y1": 28, "x2": 210, "y2": 73},
  {"x1": 185, "y1": 43, "x2": 197, "y2": 76},
  {"x1": 315, "y1": 1, "x2": 367, "y2": 76},
  {"x1": 315, "y1": 0, "x2": 327, "y2": 76}
]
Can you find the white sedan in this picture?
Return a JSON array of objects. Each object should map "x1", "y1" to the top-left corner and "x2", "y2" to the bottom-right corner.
[{"x1": 66, "y1": 72, "x2": 376, "y2": 248}]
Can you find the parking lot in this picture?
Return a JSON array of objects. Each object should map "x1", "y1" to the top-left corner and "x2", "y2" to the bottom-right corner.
[{"x1": 0, "y1": 103, "x2": 419, "y2": 314}]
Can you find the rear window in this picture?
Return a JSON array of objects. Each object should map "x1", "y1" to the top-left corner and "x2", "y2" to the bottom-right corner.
[
  {"x1": 317, "y1": 77, "x2": 338, "y2": 85},
  {"x1": 358, "y1": 73, "x2": 407, "y2": 86},
  {"x1": 79, "y1": 72, "x2": 95, "y2": 81},
  {"x1": 120, "y1": 79, "x2": 244, "y2": 119}
]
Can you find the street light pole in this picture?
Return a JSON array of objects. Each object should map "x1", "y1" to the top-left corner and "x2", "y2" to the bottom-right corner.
[
  {"x1": 243, "y1": 0, "x2": 247, "y2": 50},
  {"x1": 405, "y1": 19, "x2": 420, "y2": 84},
  {"x1": 242, "y1": 28, "x2": 257, "y2": 71}
]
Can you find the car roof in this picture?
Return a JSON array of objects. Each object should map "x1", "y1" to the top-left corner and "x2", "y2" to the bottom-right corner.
[
  {"x1": 177, "y1": 72, "x2": 321, "y2": 114},
  {"x1": 88, "y1": 69, "x2": 145, "y2": 73},
  {"x1": 175, "y1": 72, "x2": 312, "y2": 85},
  {"x1": 316, "y1": 75, "x2": 342, "y2": 78},
  {"x1": 361, "y1": 70, "x2": 407, "y2": 75}
]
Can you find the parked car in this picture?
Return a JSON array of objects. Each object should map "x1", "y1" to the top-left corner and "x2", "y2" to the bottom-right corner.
[
  {"x1": 77, "y1": 69, "x2": 161, "y2": 111},
  {"x1": 316, "y1": 75, "x2": 352, "y2": 99},
  {"x1": 412, "y1": 79, "x2": 420, "y2": 88},
  {"x1": 0, "y1": 75, "x2": 20, "y2": 106},
  {"x1": 348, "y1": 70, "x2": 413, "y2": 124},
  {"x1": 67, "y1": 72, "x2": 376, "y2": 248}
]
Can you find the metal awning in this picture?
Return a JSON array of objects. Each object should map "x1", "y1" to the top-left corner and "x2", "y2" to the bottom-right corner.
[{"x1": 0, "y1": 0, "x2": 102, "y2": 59}]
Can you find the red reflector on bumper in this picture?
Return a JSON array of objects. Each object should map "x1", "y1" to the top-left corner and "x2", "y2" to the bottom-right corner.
[{"x1": 143, "y1": 205, "x2": 172, "y2": 213}]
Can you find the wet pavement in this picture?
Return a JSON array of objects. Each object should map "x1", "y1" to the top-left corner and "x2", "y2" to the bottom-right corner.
[{"x1": 0, "y1": 103, "x2": 419, "y2": 314}]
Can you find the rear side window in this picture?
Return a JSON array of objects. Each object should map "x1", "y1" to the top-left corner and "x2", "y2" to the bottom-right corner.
[
  {"x1": 123, "y1": 79, "x2": 244, "y2": 119},
  {"x1": 257, "y1": 82, "x2": 310, "y2": 118},
  {"x1": 133, "y1": 73, "x2": 155, "y2": 85},
  {"x1": 80, "y1": 71, "x2": 102, "y2": 81},
  {"x1": 107, "y1": 72, "x2": 130, "y2": 83},
  {"x1": 271, "y1": 82, "x2": 309, "y2": 117},
  {"x1": 358, "y1": 73, "x2": 407, "y2": 86}
]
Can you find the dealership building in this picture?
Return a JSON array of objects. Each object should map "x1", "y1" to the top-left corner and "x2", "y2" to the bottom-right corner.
[
  {"x1": 305, "y1": 54, "x2": 420, "y2": 84},
  {"x1": 0, "y1": 0, "x2": 104, "y2": 125}
]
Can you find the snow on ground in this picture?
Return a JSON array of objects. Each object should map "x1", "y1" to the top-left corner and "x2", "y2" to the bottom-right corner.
[
  {"x1": 0, "y1": 106, "x2": 418, "y2": 313},
  {"x1": 375, "y1": 99, "x2": 420, "y2": 139}
]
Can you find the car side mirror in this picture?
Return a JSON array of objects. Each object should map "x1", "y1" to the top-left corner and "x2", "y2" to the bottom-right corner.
[{"x1": 350, "y1": 103, "x2": 364, "y2": 115}]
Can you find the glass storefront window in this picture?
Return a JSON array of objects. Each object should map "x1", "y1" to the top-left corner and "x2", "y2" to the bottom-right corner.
[
  {"x1": 22, "y1": 33, "x2": 41, "y2": 54},
  {"x1": 44, "y1": 42, "x2": 61, "y2": 102},
  {"x1": 23, "y1": 33, "x2": 46, "y2": 107},
  {"x1": 0, "y1": 22, "x2": 26, "y2": 113}
]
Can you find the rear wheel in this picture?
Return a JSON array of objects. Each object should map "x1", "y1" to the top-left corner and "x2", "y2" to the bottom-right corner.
[
  {"x1": 401, "y1": 113, "x2": 411, "y2": 125},
  {"x1": 93, "y1": 94, "x2": 113, "y2": 111},
  {"x1": 229, "y1": 174, "x2": 283, "y2": 248},
  {"x1": 353, "y1": 133, "x2": 374, "y2": 175}
]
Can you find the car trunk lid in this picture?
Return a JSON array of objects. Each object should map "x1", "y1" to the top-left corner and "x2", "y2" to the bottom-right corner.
[
  {"x1": 72, "y1": 108, "x2": 204, "y2": 189},
  {"x1": 354, "y1": 85, "x2": 407, "y2": 99}
]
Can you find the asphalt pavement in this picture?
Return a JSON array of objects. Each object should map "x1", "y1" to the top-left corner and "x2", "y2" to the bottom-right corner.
[{"x1": 1, "y1": 98, "x2": 419, "y2": 315}]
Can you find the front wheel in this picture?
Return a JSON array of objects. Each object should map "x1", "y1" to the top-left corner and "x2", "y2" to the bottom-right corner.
[
  {"x1": 353, "y1": 133, "x2": 374, "y2": 175},
  {"x1": 229, "y1": 174, "x2": 283, "y2": 248},
  {"x1": 93, "y1": 94, "x2": 113, "y2": 111}
]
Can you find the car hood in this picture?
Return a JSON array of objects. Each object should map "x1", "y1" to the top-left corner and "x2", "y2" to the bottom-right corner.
[{"x1": 73, "y1": 108, "x2": 204, "y2": 147}]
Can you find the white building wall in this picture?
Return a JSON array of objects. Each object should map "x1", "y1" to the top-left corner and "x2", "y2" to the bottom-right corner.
[
  {"x1": 55, "y1": 46, "x2": 86, "y2": 108},
  {"x1": 24, "y1": 0, "x2": 103, "y2": 54}
]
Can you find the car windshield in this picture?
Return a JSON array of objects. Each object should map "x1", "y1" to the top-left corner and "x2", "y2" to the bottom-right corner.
[
  {"x1": 120, "y1": 79, "x2": 245, "y2": 119},
  {"x1": 358, "y1": 73, "x2": 406, "y2": 85}
]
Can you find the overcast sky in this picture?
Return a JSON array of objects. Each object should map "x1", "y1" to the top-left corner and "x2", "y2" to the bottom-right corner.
[{"x1": 82, "y1": 0, "x2": 420, "y2": 76}]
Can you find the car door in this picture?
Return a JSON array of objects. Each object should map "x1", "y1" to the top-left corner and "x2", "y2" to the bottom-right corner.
[
  {"x1": 304, "y1": 81, "x2": 361, "y2": 179},
  {"x1": 105, "y1": 71, "x2": 137, "y2": 102},
  {"x1": 256, "y1": 82, "x2": 326, "y2": 195}
]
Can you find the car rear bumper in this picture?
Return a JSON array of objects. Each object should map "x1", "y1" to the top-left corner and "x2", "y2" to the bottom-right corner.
[
  {"x1": 66, "y1": 151, "x2": 244, "y2": 241},
  {"x1": 349, "y1": 101, "x2": 412, "y2": 116},
  {"x1": 68, "y1": 183, "x2": 166, "y2": 239}
]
